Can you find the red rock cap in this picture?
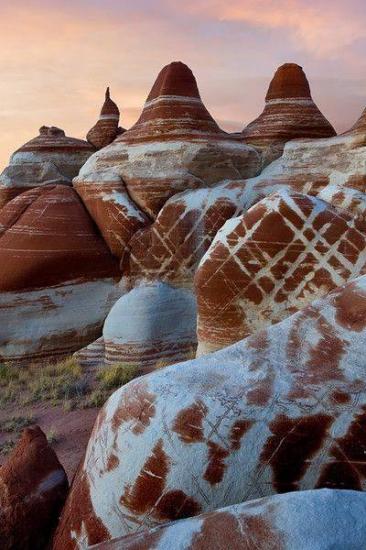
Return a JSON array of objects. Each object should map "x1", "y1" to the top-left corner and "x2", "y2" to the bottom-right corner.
[
  {"x1": 266, "y1": 63, "x2": 312, "y2": 101},
  {"x1": 100, "y1": 87, "x2": 120, "y2": 118}
]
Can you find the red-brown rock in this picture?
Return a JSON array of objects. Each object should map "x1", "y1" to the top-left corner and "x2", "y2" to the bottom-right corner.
[
  {"x1": 74, "y1": 61, "x2": 261, "y2": 220},
  {"x1": 87, "y1": 88, "x2": 125, "y2": 151},
  {"x1": 0, "y1": 185, "x2": 121, "y2": 363},
  {"x1": 0, "y1": 425, "x2": 68, "y2": 550},
  {"x1": 242, "y1": 64, "x2": 336, "y2": 164},
  {"x1": 195, "y1": 188, "x2": 366, "y2": 354},
  {"x1": 0, "y1": 126, "x2": 94, "y2": 208}
]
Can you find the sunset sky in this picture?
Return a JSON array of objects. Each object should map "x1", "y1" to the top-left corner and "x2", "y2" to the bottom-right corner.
[{"x1": 1, "y1": 0, "x2": 366, "y2": 170}]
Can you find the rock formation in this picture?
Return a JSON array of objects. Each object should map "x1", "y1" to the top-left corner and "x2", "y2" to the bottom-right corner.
[
  {"x1": 0, "y1": 425, "x2": 68, "y2": 550},
  {"x1": 242, "y1": 63, "x2": 336, "y2": 164},
  {"x1": 195, "y1": 188, "x2": 366, "y2": 355},
  {"x1": 81, "y1": 282, "x2": 197, "y2": 373},
  {"x1": 74, "y1": 61, "x2": 261, "y2": 223},
  {"x1": 90, "y1": 490, "x2": 366, "y2": 550},
  {"x1": 0, "y1": 185, "x2": 121, "y2": 363},
  {"x1": 87, "y1": 87, "x2": 124, "y2": 150},
  {"x1": 0, "y1": 126, "x2": 94, "y2": 209},
  {"x1": 54, "y1": 275, "x2": 366, "y2": 545}
]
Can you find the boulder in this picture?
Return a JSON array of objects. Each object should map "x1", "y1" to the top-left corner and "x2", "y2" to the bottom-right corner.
[
  {"x1": 54, "y1": 275, "x2": 366, "y2": 545},
  {"x1": 87, "y1": 87, "x2": 125, "y2": 151},
  {"x1": 77, "y1": 282, "x2": 197, "y2": 373},
  {"x1": 195, "y1": 188, "x2": 366, "y2": 355},
  {"x1": 74, "y1": 61, "x2": 261, "y2": 222},
  {"x1": 0, "y1": 184, "x2": 121, "y2": 364},
  {"x1": 0, "y1": 425, "x2": 68, "y2": 550},
  {"x1": 89, "y1": 490, "x2": 366, "y2": 550},
  {"x1": 0, "y1": 126, "x2": 94, "y2": 208},
  {"x1": 242, "y1": 63, "x2": 336, "y2": 164}
]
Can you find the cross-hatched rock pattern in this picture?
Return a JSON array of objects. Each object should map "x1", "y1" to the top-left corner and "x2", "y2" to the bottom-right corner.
[
  {"x1": 195, "y1": 188, "x2": 366, "y2": 355},
  {"x1": 54, "y1": 275, "x2": 366, "y2": 546},
  {"x1": 0, "y1": 126, "x2": 94, "y2": 209},
  {"x1": 90, "y1": 490, "x2": 366, "y2": 550},
  {"x1": 0, "y1": 185, "x2": 121, "y2": 363},
  {"x1": 0, "y1": 426, "x2": 68, "y2": 550},
  {"x1": 242, "y1": 63, "x2": 336, "y2": 164},
  {"x1": 74, "y1": 61, "x2": 261, "y2": 221}
]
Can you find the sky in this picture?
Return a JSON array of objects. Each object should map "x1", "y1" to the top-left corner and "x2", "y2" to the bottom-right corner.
[{"x1": 0, "y1": 0, "x2": 366, "y2": 170}]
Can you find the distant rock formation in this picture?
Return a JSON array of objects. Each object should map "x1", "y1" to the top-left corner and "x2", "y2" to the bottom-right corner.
[
  {"x1": 0, "y1": 185, "x2": 121, "y2": 364},
  {"x1": 77, "y1": 282, "x2": 197, "y2": 373},
  {"x1": 0, "y1": 425, "x2": 68, "y2": 550},
  {"x1": 195, "y1": 188, "x2": 366, "y2": 355},
  {"x1": 0, "y1": 126, "x2": 94, "y2": 209},
  {"x1": 54, "y1": 275, "x2": 366, "y2": 545},
  {"x1": 74, "y1": 61, "x2": 261, "y2": 227},
  {"x1": 87, "y1": 87, "x2": 125, "y2": 150},
  {"x1": 242, "y1": 63, "x2": 336, "y2": 164},
  {"x1": 90, "y1": 490, "x2": 366, "y2": 550}
]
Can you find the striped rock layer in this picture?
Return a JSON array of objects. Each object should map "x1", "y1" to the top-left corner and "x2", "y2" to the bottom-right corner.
[
  {"x1": 87, "y1": 88, "x2": 125, "y2": 151},
  {"x1": 242, "y1": 64, "x2": 336, "y2": 164},
  {"x1": 74, "y1": 61, "x2": 261, "y2": 220},
  {"x1": 0, "y1": 126, "x2": 94, "y2": 209},
  {"x1": 0, "y1": 426, "x2": 68, "y2": 550},
  {"x1": 54, "y1": 275, "x2": 366, "y2": 546},
  {"x1": 100, "y1": 282, "x2": 196, "y2": 373},
  {"x1": 90, "y1": 490, "x2": 366, "y2": 550},
  {"x1": 0, "y1": 185, "x2": 121, "y2": 363},
  {"x1": 196, "y1": 188, "x2": 366, "y2": 355},
  {"x1": 246, "y1": 100, "x2": 366, "y2": 197}
]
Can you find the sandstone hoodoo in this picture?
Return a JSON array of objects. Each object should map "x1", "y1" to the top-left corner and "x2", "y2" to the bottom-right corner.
[
  {"x1": 0, "y1": 425, "x2": 68, "y2": 550},
  {"x1": 54, "y1": 275, "x2": 366, "y2": 546},
  {"x1": 90, "y1": 490, "x2": 366, "y2": 550},
  {"x1": 74, "y1": 61, "x2": 261, "y2": 224},
  {"x1": 195, "y1": 188, "x2": 366, "y2": 355},
  {"x1": 0, "y1": 184, "x2": 121, "y2": 364},
  {"x1": 242, "y1": 63, "x2": 336, "y2": 163},
  {"x1": 0, "y1": 126, "x2": 94, "y2": 208},
  {"x1": 87, "y1": 87, "x2": 124, "y2": 150}
]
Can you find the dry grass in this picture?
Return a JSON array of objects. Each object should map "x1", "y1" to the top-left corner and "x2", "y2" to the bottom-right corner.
[{"x1": 0, "y1": 358, "x2": 139, "y2": 412}]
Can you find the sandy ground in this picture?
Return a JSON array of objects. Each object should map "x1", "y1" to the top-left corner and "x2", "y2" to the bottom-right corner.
[{"x1": 0, "y1": 403, "x2": 99, "y2": 481}]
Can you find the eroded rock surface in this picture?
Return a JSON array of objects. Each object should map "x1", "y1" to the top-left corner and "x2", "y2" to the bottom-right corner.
[
  {"x1": 0, "y1": 126, "x2": 94, "y2": 208},
  {"x1": 242, "y1": 63, "x2": 336, "y2": 164},
  {"x1": 87, "y1": 87, "x2": 124, "y2": 151},
  {"x1": 74, "y1": 61, "x2": 261, "y2": 222},
  {"x1": 90, "y1": 490, "x2": 366, "y2": 550},
  {"x1": 54, "y1": 275, "x2": 366, "y2": 546},
  {"x1": 0, "y1": 184, "x2": 121, "y2": 363},
  {"x1": 195, "y1": 188, "x2": 366, "y2": 354},
  {"x1": 0, "y1": 425, "x2": 68, "y2": 550}
]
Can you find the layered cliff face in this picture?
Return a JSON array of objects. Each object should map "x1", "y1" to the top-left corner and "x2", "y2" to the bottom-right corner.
[
  {"x1": 0, "y1": 185, "x2": 121, "y2": 363},
  {"x1": 242, "y1": 63, "x2": 336, "y2": 164},
  {"x1": 87, "y1": 87, "x2": 125, "y2": 150},
  {"x1": 0, "y1": 126, "x2": 94, "y2": 208},
  {"x1": 74, "y1": 61, "x2": 261, "y2": 229},
  {"x1": 54, "y1": 275, "x2": 366, "y2": 546}
]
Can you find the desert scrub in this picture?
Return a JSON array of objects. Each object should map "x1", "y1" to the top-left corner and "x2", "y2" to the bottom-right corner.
[
  {"x1": 82, "y1": 363, "x2": 138, "y2": 408},
  {"x1": 0, "y1": 357, "x2": 87, "y2": 407},
  {"x1": 28, "y1": 358, "x2": 87, "y2": 403},
  {"x1": 97, "y1": 363, "x2": 138, "y2": 390},
  {"x1": 0, "y1": 415, "x2": 35, "y2": 433}
]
